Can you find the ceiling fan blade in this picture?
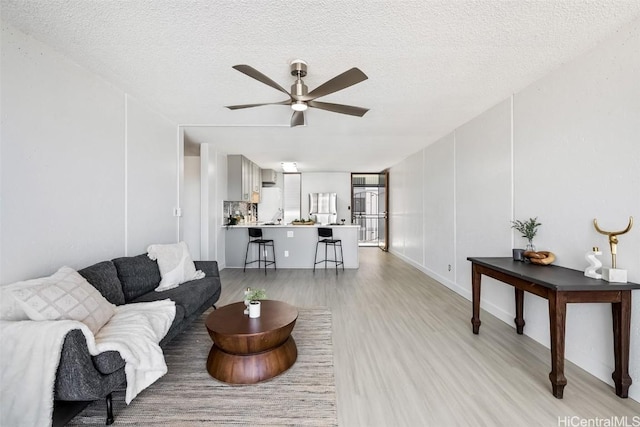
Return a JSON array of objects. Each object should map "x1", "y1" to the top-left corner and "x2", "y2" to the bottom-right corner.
[
  {"x1": 232, "y1": 65, "x2": 292, "y2": 98},
  {"x1": 291, "y1": 110, "x2": 305, "y2": 127},
  {"x1": 303, "y1": 68, "x2": 368, "y2": 101},
  {"x1": 307, "y1": 100, "x2": 369, "y2": 117},
  {"x1": 225, "y1": 100, "x2": 291, "y2": 110}
]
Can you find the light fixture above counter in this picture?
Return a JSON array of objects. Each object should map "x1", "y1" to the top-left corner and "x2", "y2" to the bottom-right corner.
[{"x1": 281, "y1": 162, "x2": 298, "y2": 173}]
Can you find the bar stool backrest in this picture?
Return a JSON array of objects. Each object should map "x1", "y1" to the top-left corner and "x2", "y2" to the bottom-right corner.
[
  {"x1": 318, "y1": 228, "x2": 333, "y2": 239},
  {"x1": 248, "y1": 228, "x2": 263, "y2": 239}
]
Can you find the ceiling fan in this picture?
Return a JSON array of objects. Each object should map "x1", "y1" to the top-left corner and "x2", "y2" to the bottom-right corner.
[{"x1": 225, "y1": 60, "x2": 369, "y2": 127}]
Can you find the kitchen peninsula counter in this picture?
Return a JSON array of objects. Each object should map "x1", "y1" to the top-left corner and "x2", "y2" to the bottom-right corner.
[{"x1": 223, "y1": 224, "x2": 359, "y2": 269}]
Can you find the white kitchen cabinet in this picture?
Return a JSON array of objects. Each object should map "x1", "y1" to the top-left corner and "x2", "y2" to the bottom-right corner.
[{"x1": 228, "y1": 155, "x2": 261, "y2": 202}]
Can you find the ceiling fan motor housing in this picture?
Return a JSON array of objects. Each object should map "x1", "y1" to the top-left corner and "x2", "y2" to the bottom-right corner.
[
  {"x1": 290, "y1": 60, "x2": 308, "y2": 99},
  {"x1": 290, "y1": 59, "x2": 307, "y2": 77}
]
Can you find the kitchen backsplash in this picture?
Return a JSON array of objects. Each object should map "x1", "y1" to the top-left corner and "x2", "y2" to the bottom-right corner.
[{"x1": 223, "y1": 201, "x2": 258, "y2": 224}]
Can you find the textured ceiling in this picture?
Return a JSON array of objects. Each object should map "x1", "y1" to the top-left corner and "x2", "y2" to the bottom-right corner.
[{"x1": 2, "y1": 1, "x2": 640, "y2": 171}]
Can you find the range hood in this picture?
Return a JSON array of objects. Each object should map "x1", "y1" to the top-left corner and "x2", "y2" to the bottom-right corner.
[{"x1": 262, "y1": 169, "x2": 277, "y2": 185}]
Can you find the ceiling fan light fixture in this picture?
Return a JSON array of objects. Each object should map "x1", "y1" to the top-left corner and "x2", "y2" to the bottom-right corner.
[
  {"x1": 226, "y1": 61, "x2": 368, "y2": 125},
  {"x1": 291, "y1": 101, "x2": 308, "y2": 112}
]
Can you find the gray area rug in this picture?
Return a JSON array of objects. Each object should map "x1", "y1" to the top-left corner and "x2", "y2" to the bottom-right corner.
[{"x1": 68, "y1": 307, "x2": 337, "y2": 426}]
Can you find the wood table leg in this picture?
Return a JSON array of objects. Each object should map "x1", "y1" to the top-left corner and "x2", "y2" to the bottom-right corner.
[
  {"x1": 611, "y1": 290, "x2": 632, "y2": 398},
  {"x1": 548, "y1": 291, "x2": 568, "y2": 398},
  {"x1": 514, "y1": 288, "x2": 525, "y2": 334},
  {"x1": 471, "y1": 264, "x2": 482, "y2": 334}
]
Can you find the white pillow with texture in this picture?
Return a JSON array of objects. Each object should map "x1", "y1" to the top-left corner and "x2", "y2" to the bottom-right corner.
[
  {"x1": 0, "y1": 283, "x2": 30, "y2": 321},
  {"x1": 147, "y1": 241, "x2": 204, "y2": 292},
  {"x1": 10, "y1": 266, "x2": 115, "y2": 334}
]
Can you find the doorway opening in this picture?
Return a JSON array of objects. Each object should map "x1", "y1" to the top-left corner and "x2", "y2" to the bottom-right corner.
[{"x1": 351, "y1": 171, "x2": 388, "y2": 250}]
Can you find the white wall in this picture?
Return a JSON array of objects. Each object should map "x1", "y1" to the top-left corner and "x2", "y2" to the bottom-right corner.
[
  {"x1": 125, "y1": 96, "x2": 179, "y2": 255},
  {"x1": 389, "y1": 159, "x2": 407, "y2": 254},
  {"x1": 422, "y1": 134, "x2": 455, "y2": 285},
  {"x1": 215, "y1": 149, "x2": 228, "y2": 265},
  {"x1": 389, "y1": 20, "x2": 640, "y2": 401},
  {"x1": 389, "y1": 153, "x2": 423, "y2": 266},
  {"x1": 0, "y1": 22, "x2": 179, "y2": 284},
  {"x1": 183, "y1": 155, "x2": 201, "y2": 260},
  {"x1": 455, "y1": 99, "x2": 513, "y2": 310},
  {"x1": 198, "y1": 143, "x2": 227, "y2": 266}
]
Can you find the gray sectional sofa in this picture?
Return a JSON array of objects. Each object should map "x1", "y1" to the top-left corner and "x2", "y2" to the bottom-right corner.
[{"x1": 53, "y1": 253, "x2": 222, "y2": 425}]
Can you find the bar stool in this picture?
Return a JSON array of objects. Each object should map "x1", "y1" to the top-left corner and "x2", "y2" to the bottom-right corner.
[
  {"x1": 243, "y1": 228, "x2": 276, "y2": 275},
  {"x1": 313, "y1": 227, "x2": 344, "y2": 275}
]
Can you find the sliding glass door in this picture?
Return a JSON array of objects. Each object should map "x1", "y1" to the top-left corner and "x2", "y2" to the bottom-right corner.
[{"x1": 351, "y1": 171, "x2": 389, "y2": 250}]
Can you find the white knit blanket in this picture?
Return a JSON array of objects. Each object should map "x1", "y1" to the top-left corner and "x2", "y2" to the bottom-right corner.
[{"x1": 0, "y1": 299, "x2": 175, "y2": 427}]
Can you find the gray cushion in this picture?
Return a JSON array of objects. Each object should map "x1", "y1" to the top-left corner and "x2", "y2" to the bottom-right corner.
[
  {"x1": 132, "y1": 277, "x2": 220, "y2": 318},
  {"x1": 112, "y1": 254, "x2": 161, "y2": 302},
  {"x1": 194, "y1": 260, "x2": 220, "y2": 278},
  {"x1": 92, "y1": 351, "x2": 125, "y2": 375},
  {"x1": 78, "y1": 261, "x2": 125, "y2": 306}
]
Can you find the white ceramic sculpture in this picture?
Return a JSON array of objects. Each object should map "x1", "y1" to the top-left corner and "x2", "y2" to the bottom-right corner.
[{"x1": 584, "y1": 247, "x2": 602, "y2": 279}]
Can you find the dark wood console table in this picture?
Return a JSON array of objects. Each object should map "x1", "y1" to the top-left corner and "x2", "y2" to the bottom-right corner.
[{"x1": 467, "y1": 257, "x2": 640, "y2": 399}]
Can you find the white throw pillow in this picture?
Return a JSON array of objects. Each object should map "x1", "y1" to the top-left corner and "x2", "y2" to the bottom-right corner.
[
  {"x1": 0, "y1": 283, "x2": 30, "y2": 321},
  {"x1": 10, "y1": 266, "x2": 115, "y2": 334},
  {"x1": 147, "y1": 241, "x2": 204, "y2": 292}
]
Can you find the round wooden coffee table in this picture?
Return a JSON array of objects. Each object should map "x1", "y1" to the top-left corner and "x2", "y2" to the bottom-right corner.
[{"x1": 205, "y1": 300, "x2": 298, "y2": 384}]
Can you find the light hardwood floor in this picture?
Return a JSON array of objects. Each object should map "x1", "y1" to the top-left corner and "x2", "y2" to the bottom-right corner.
[{"x1": 218, "y1": 248, "x2": 640, "y2": 426}]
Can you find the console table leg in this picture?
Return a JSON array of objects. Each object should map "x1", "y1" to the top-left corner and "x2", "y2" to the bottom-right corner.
[
  {"x1": 548, "y1": 291, "x2": 567, "y2": 398},
  {"x1": 514, "y1": 288, "x2": 525, "y2": 334},
  {"x1": 611, "y1": 291, "x2": 632, "y2": 398},
  {"x1": 471, "y1": 265, "x2": 482, "y2": 334}
]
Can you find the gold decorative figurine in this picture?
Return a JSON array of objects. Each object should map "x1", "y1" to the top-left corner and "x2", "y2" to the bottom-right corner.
[{"x1": 593, "y1": 216, "x2": 633, "y2": 283}]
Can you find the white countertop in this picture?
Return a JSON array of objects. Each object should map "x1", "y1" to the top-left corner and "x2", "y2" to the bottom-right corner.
[{"x1": 223, "y1": 223, "x2": 359, "y2": 228}]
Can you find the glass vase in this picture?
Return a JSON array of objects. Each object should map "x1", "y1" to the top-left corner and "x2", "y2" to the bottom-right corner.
[{"x1": 526, "y1": 241, "x2": 536, "y2": 252}]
